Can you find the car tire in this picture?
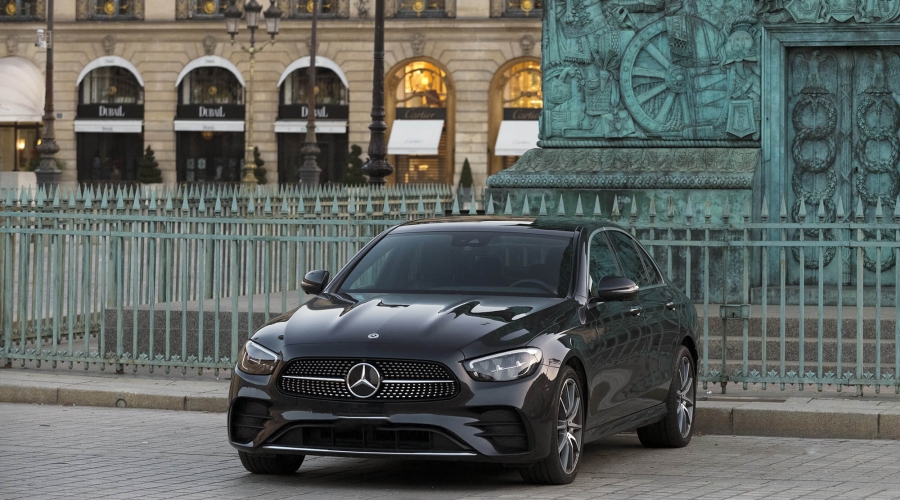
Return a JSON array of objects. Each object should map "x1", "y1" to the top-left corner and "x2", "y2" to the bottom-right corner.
[
  {"x1": 238, "y1": 451, "x2": 304, "y2": 475},
  {"x1": 637, "y1": 345, "x2": 696, "y2": 448},
  {"x1": 520, "y1": 366, "x2": 584, "y2": 485}
]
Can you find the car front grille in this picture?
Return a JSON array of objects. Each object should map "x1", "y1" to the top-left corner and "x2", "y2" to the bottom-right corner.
[{"x1": 278, "y1": 359, "x2": 459, "y2": 401}]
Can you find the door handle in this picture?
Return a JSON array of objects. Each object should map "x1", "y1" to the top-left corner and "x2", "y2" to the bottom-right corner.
[
  {"x1": 629, "y1": 306, "x2": 643, "y2": 317},
  {"x1": 666, "y1": 301, "x2": 677, "y2": 311}
]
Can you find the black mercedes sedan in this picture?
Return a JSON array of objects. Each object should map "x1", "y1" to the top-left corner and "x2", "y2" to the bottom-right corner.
[{"x1": 228, "y1": 217, "x2": 698, "y2": 484}]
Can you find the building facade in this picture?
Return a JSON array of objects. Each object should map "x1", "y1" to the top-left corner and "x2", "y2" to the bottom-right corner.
[{"x1": 0, "y1": 0, "x2": 543, "y2": 189}]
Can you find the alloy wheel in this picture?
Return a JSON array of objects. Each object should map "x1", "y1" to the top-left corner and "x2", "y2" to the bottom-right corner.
[
  {"x1": 675, "y1": 356, "x2": 695, "y2": 438},
  {"x1": 556, "y1": 378, "x2": 583, "y2": 474}
]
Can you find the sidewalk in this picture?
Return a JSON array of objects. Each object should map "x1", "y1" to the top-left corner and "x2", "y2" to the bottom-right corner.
[{"x1": 2, "y1": 365, "x2": 900, "y2": 440}]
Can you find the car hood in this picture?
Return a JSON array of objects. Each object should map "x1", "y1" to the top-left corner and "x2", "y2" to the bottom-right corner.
[{"x1": 264, "y1": 293, "x2": 575, "y2": 358}]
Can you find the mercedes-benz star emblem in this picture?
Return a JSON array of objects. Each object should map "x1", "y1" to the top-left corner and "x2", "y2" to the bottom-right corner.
[
  {"x1": 346, "y1": 363, "x2": 381, "y2": 398},
  {"x1": 368, "y1": 333, "x2": 379, "y2": 339}
]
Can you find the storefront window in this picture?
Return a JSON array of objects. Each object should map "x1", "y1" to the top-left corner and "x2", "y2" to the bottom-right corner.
[
  {"x1": 283, "y1": 68, "x2": 348, "y2": 106},
  {"x1": 80, "y1": 67, "x2": 144, "y2": 105},
  {"x1": 502, "y1": 61, "x2": 542, "y2": 109},
  {"x1": 289, "y1": 0, "x2": 335, "y2": 17},
  {"x1": 0, "y1": 125, "x2": 40, "y2": 172},
  {"x1": 396, "y1": 0, "x2": 446, "y2": 18},
  {"x1": 0, "y1": 0, "x2": 41, "y2": 20},
  {"x1": 396, "y1": 61, "x2": 447, "y2": 109},
  {"x1": 91, "y1": 0, "x2": 136, "y2": 19},
  {"x1": 180, "y1": 67, "x2": 244, "y2": 105},
  {"x1": 504, "y1": 0, "x2": 542, "y2": 17}
]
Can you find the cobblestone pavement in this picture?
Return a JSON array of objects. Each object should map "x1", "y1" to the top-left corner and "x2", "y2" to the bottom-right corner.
[{"x1": 1, "y1": 403, "x2": 900, "y2": 500}]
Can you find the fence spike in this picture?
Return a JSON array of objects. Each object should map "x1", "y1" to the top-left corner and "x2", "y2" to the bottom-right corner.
[
  {"x1": 280, "y1": 194, "x2": 289, "y2": 215},
  {"x1": 417, "y1": 195, "x2": 425, "y2": 215},
  {"x1": 780, "y1": 195, "x2": 788, "y2": 221},
  {"x1": 83, "y1": 188, "x2": 93, "y2": 209},
  {"x1": 165, "y1": 192, "x2": 175, "y2": 212},
  {"x1": 486, "y1": 194, "x2": 496, "y2": 215},
  {"x1": 261, "y1": 194, "x2": 270, "y2": 215},
  {"x1": 313, "y1": 195, "x2": 322, "y2": 215},
  {"x1": 75, "y1": 185, "x2": 83, "y2": 203},
  {"x1": 557, "y1": 194, "x2": 566, "y2": 216},
  {"x1": 365, "y1": 194, "x2": 374, "y2": 215},
  {"x1": 434, "y1": 196, "x2": 443, "y2": 216},
  {"x1": 5, "y1": 187, "x2": 14, "y2": 206},
  {"x1": 180, "y1": 192, "x2": 189, "y2": 212},
  {"x1": 451, "y1": 195, "x2": 461, "y2": 215},
  {"x1": 855, "y1": 196, "x2": 865, "y2": 221},
  {"x1": 574, "y1": 195, "x2": 584, "y2": 217},
  {"x1": 384, "y1": 193, "x2": 391, "y2": 216},
  {"x1": 397, "y1": 195, "x2": 406, "y2": 215},
  {"x1": 684, "y1": 197, "x2": 693, "y2": 222},
  {"x1": 35, "y1": 187, "x2": 46, "y2": 207},
  {"x1": 631, "y1": 196, "x2": 639, "y2": 218},
  {"x1": 504, "y1": 194, "x2": 513, "y2": 215},
  {"x1": 876, "y1": 197, "x2": 884, "y2": 220},
  {"x1": 297, "y1": 193, "x2": 306, "y2": 214},
  {"x1": 649, "y1": 196, "x2": 656, "y2": 219},
  {"x1": 538, "y1": 195, "x2": 547, "y2": 216},
  {"x1": 593, "y1": 195, "x2": 602, "y2": 217},
  {"x1": 132, "y1": 190, "x2": 142, "y2": 211},
  {"x1": 198, "y1": 192, "x2": 207, "y2": 213},
  {"x1": 522, "y1": 195, "x2": 531, "y2": 216},
  {"x1": 611, "y1": 195, "x2": 620, "y2": 218},
  {"x1": 798, "y1": 197, "x2": 807, "y2": 220},
  {"x1": 331, "y1": 195, "x2": 340, "y2": 215},
  {"x1": 52, "y1": 187, "x2": 60, "y2": 208},
  {"x1": 760, "y1": 196, "x2": 769, "y2": 221},
  {"x1": 468, "y1": 193, "x2": 478, "y2": 215},
  {"x1": 228, "y1": 194, "x2": 237, "y2": 214},
  {"x1": 213, "y1": 194, "x2": 222, "y2": 214}
]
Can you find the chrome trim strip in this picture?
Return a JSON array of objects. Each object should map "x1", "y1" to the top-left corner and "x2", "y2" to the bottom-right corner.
[
  {"x1": 261, "y1": 445, "x2": 477, "y2": 457},
  {"x1": 382, "y1": 380, "x2": 456, "y2": 384},
  {"x1": 281, "y1": 375, "x2": 344, "y2": 382}
]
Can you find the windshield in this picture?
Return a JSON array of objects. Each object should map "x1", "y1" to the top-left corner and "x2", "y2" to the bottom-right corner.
[{"x1": 338, "y1": 231, "x2": 575, "y2": 297}]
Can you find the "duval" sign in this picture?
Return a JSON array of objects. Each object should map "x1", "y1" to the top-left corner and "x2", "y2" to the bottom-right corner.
[
  {"x1": 77, "y1": 104, "x2": 144, "y2": 119},
  {"x1": 177, "y1": 104, "x2": 245, "y2": 120}
]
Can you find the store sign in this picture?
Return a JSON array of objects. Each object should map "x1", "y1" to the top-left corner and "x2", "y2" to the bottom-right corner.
[
  {"x1": 503, "y1": 108, "x2": 542, "y2": 121},
  {"x1": 279, "y1": 104, "x2": 349, "y2": 120},
  {"x1": 177, "y1": 105, "x2": 246, "y2": 120},
  {"x1": 77, "y1": 104, "x2": 144, "y2": 119},
  {"x1": 395, "y1": 108, "x2": 447, "y2": 121}
]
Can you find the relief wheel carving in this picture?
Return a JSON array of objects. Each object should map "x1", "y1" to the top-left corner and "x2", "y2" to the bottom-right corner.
[{"x1": 620, "y1": 19, "x2": 729, "y2": 134}]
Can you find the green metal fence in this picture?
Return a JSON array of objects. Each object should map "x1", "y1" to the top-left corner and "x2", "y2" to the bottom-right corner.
[{"x1": 2, "y1": 186, "x2": 898, "y2": 396}]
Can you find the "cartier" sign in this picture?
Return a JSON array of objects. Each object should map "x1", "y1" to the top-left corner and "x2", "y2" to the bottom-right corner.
[
  {"x1": 396, "y1": 107, "x2": 447, "y2": 121},
  {"x1": 504, "y1": 108, "x2": 542, "y2": 121}
]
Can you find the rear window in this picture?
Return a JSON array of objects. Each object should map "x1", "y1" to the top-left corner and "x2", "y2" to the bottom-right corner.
[{"x1": 338, "y1": 231, "x2": 575, "y2": 297}]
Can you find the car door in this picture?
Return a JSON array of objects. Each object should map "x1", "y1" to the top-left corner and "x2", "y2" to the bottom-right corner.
[
  {"x1": 604, "y1": 230, "x2": 660, "y2": 415},
  {"x1": 584, "y1": 230, "x2": 644, "y2": 425}
]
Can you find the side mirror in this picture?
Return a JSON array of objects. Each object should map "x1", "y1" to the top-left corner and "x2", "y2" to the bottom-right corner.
[
  {"x1": 592, "y1": 276, "x2": 639, "y2": 302},
  {"x1": 301, "y1": 270, "x2": 330, "y2": 295}
]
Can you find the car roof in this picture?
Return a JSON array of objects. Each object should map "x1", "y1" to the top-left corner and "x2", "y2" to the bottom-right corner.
[{"x1": 389, "y1": 216, "x2": 626, "y2": 235}]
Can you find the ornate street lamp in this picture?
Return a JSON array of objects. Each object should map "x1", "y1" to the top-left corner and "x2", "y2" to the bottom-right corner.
[
  {"x1": 297, "y1": 0, "x2": 321, "y2": 186},
  {"x1": 225, "y1": 0, "x2": 282, "y2": 185},
  {"x1": 361, "y1": 0, "x2": 393, "y2": 185},
  {"x1": 34, "y1": 0, "x2": 61, "y2": 190}
]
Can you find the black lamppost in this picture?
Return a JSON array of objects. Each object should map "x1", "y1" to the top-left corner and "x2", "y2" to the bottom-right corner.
[
  {"x1": 360, "y1": 0, "x2": 393, "y2": 185},
  {"x1": 225, "y1": 0, "x2": 282, "y2": 185},
  {"x1": 34, "y1": 0, "x2": 60, "y2": 190},
  {"x1": 297, "y1": 0, "x2": 321, "y2": 186}
]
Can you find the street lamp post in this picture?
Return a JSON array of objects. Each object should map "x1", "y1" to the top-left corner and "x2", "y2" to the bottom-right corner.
[
  {"x1": 225, "y1": 0, "x2": 282, "y2": 186},
  {"x1": 360, "y1": 0, "x2": 393, "y2": 185},
  {"x1": 297, "y1": 0, "x2": 321, "y2": 186},
  {"x1": 34, "y1": 0, "x2": 61, "y2": 190}
]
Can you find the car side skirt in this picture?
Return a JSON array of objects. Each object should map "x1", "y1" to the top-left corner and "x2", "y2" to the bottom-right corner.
[{"x1": 584, "y1": 404, "x2": 668, "y2": 443}]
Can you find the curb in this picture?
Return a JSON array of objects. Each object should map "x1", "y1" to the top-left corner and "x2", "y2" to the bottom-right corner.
[{"x1": 0, "y1": 384, "x2": 228, "y2": 412}]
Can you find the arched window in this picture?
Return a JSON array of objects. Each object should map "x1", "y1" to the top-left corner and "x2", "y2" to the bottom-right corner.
[
  {"x1": 282, "y1": 68, "x2": 349, "y2": 106},
  {"x1": 395, "y1": 61, "x2": 447, "y2": 108},
  {"x1": 180, "y1": 67, "x2": 244, "y2": 105},
  {"x1": 80, "y1": 66, "x2": 144, "y2": 105},
  {"x1": 489, "y1": 58, "x2": 542, "y2": 175}
]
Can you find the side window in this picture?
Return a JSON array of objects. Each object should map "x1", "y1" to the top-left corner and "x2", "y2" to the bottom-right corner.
[
  {"x1": 606, "y1": 231, "x2": 651, "y2": 287},
  {"x1": 635, "y1": 243, "x2": 664, "y2": 285},
  {"x1": 588, "y1": 232, "x2": 620, "y2": 288}
]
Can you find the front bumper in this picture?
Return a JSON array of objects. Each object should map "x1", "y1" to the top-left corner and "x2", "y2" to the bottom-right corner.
[{"x1": 228, "y1": 342, "x2": 561, "y2": 464}]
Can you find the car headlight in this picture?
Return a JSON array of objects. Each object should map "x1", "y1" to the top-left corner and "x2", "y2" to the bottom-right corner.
[
  {"x1": 237, "y1": 341, "x2": 280, "y2": 375},
  {"x1": 464, "y1": 348, "x2": 543, "y2": 382}
]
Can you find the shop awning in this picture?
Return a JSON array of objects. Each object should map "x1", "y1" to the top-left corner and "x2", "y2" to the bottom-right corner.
[
  {"x1": 74, "y1": 120, "x2": 143, "y2": 133},
  {"x1": 173, "y1": 120, "x2": 245, "y2": 132},
  {"x1": 494, "y1": 120, "x2": 539, "y2": 157},
  {"x1": 387, "y1": 120, "x2": 444, "y2": 156},
  {"x1": 0, "y1": 57, "x2": 45, "y2": 123},
  {"x1": 274, "y1": 120, "x2": 347, "y2": 134}
]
